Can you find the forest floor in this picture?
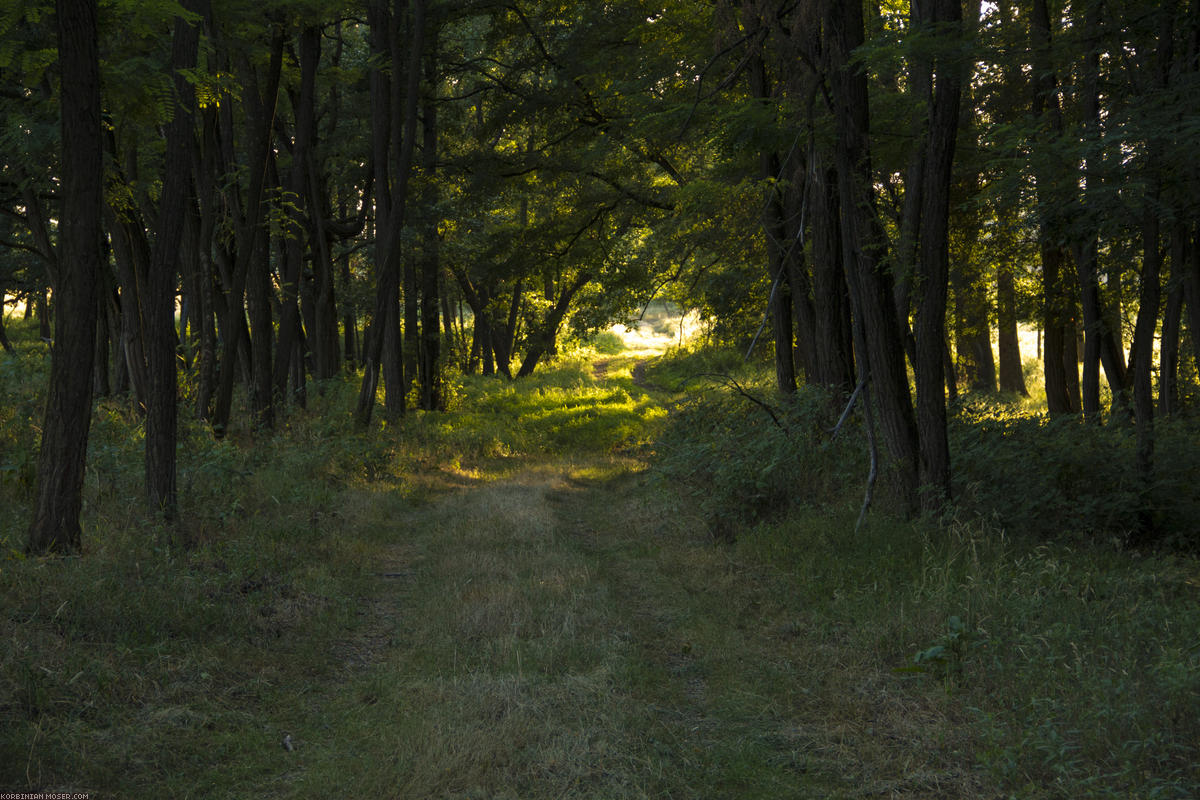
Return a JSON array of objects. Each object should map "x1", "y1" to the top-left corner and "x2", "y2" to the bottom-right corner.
[
  {"x1": 278, "y1": 449, "x2": 992, "y2": 799},
  {"x1": 228, "y1": 334, "x2": 996, "y2": 798},
  {"x1": 5, "y1": 308, "x2": 1197, "y2": 798}
]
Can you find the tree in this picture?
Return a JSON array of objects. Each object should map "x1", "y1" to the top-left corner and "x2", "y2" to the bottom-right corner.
[
  {"x1": 27, "y1": 0, "x2": 102, "y2": 553},
  {"x1": 145, "y1": 0, "x2": 202, "y2": 519},
  {"x1": 825, "y1": 0, "x2": 920, "y2": 513},
  {"x1": 356, "y1": 0, "x2": 426, "y2": 427}
]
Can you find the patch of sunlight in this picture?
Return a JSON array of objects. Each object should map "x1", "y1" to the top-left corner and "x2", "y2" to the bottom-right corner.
[{"x1": 606, "y1": 300, "x2": 702, "y2": 355}]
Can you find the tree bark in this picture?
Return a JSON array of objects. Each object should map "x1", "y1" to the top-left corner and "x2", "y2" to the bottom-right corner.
[
  {"x1": 418, "y1": 40, "x2": 443, "y2": 410},
  {"x1": 210, "y1": 31, "x2": 283, "y2": 436},
  {"x1": 144, "y1": 2, "x2": 200, "y2": 519},
  {"x1": 1031, "y1": 0, "x2": 1077, "y2": 415},
  {"x1": 357, "y1": 0, "x2": 425, "y2": 427},
  {"x1": 913, "y1": 0, "x2": 963, "y2": 509},
  {"x1": 996, "y1": 254, "x2": 1027, "y2": 395},
  {"x1": 807, "y1": 158, "x2": 855, "y2": 392},
  {"x1": 28, "y1": 0, "x2": 102, "y2": 554},
  {"x1": 826, "y1": 0, "x2": 920, "y2": 513},
  {"x1": 273, "y1": 25, "x2": 321, "y2": 406},
  {"x1": 0, "y1": 299, "x2": 14, "y2": 353},
  {"x1": 517, "y1": 272, "x2": 593, "y2": 377}
]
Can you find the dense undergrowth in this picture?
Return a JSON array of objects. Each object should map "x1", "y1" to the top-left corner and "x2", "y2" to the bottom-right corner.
[
  {"x1": 2, "y1": 316, "x2": 1198, "y2": 797},
  {"x1": 647, "y1": 345, "x2": 1200, "y2": 797}
]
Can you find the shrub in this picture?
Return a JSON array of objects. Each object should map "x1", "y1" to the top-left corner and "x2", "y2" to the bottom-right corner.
[
  {"x1": 950, "y1": 401, "x2": 1200, "y2": 546},
  {"x1": 652, "y1": 381, "x2": 866, "y2": 539}
]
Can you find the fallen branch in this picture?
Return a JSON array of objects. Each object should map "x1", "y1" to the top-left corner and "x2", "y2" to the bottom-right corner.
[{"x1": 691, "y1": 372, "x2": 790, "y2": 439}]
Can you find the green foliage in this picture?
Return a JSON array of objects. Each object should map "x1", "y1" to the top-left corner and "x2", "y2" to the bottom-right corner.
[
  {"x1": 906, "y1": 614, "x2": 987, "y2": 683},
  {"x1": 950, "y1": 401, "x2": 1200, "y2": 546},
  {"x1": 584, "y1": 330, "x2": 625, "y2": 355},
  {"x1": 651, "y1": 359, "x2": 865, "y2": 539}
]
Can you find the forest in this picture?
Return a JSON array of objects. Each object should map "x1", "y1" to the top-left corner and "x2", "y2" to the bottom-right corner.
[{"x1": 2, "y1": 0, "x2": 1199, "y2": 797}]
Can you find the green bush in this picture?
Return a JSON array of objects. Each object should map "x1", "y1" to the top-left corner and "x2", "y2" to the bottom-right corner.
[
  {"x1": 950, "y1": 401, "x2": 1200, "y2": 546},
  {"x1": 652, "y1": 381, "x2": 865, "y2": 538}
]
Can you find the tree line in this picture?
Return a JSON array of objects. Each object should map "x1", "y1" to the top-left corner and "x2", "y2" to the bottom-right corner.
[{"x1": 2, "y1": 0, "x2": 1197, "y2": 553}]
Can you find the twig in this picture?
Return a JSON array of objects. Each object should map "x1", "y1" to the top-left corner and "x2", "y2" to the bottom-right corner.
[
  {"x1": 856, "y1": 379, "x2": 879, "y2": 534},
  {"x1": 829, "y1": 379, "x2": 865, "y2": 440},
  {"x1": 693, "y1": 372, "x2": 789, "y2": 438}
]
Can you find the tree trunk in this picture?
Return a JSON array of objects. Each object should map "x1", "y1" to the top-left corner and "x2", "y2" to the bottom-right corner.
[
  {"x1": 1130, "y1": 4, "x2": 1175, "y2": 543},
  {"x1": 1159, "y1": 265, "x2": 1183, "y2": 417},
  {"x1": 826, "y1": 0, "x2": 920, "y2": 513},
  {"x1": 0, "y1": 298, "x2": 15, "y2": 353},
  {"x1": 1031, "y1": 0, "x2": 1077, "y2": 416},
  {"x1": 517, "y1": 272, "x2": 593, "y2": 377},
  {"x1": 273, "y1": 26, "x2": 322, "y2": 405},
  {"x1": 144, "y1": 2, "x2": 199, "y2": 518},
  {"x1": 1131, "y1": 189, "x2": 1163, "y2": 539},
  {"x1": 807, "y1": 159, "x2": 855, "y2": 392},
  {"x1": 28, "y1": 0, "x2": 102, "y2": 554},
  {"x1": 913, "y1": 0, "x2": 963, "y2": 509},
  {"x1": 996, "y1": 258, "x2": 1027, "y2": 395},
  {"x1": 211, "y1": 32, "x2": 283, "y2": 437},
  {"x1": 103, "y1": 204, "x2": 150, "y2": 409},
  {"x1": 1183, "y1": 223, "x2": 1200, "y2": 381},
  {"x1": 418, "y1": 42, "x2": 443, "y2": 410},
  {"x1": 357, "y1": 0, "x2": 425, "y2": 427}
]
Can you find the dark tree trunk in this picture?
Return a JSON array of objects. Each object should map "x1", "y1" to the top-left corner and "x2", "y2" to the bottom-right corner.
[
  {"x1": 808, "y1": 160, "x2": 855, "y2": 391},
  {"x1": 193, "y1": 98, "x2": 221, "y2": 420},
  {"x1": 144, "y1": 2, "x2": 199, "y2": 518},
  {"x1": 273, "y1": 26, "x2": 321, "y2": 406},
  {"x1": 36, "y1": 289, "x2": 51, "y2": 342},
  {"x1": 1184, "y1": 224, "x2": 1200, "y2": 381},
  {"x1": 93, "y1": 298, "x2": 110, "y2": 395},
  {"x1": 357, "y1": 0, "x2": 424, "y2": 427},
  {"x1": 0, "y1": 301, "x2": 14, "y2": 353},
  {"x1": 783, "y1": 161, "x2": 819, "y2": 385},
  {"x1": 826, "y1": 0, "x2": 920, "y2": 513},
  {"x1": 246, "y1": 229, "x2": 274, "y2": 430},
  {"x1": 28, "y1": 0, "x2": 102, "y2": 554},
  {"x1": 913, "y1": 0, "x2": 963, "y2": 510},
  {"x1": 211, "y1": 31, "x2": 283, "y2": 437},
  {"x1": 1074, "y1": 1, "x2": 1127, "y2": 419},
  {"x1": 1130, "y1": 4, "x2": 1175, "y2": 543},
  {"x1": 517, "y1": 273, "x2": 593, "y2": 378},
  {"x1": 1040, "y1": 244, "x2": 1075, "y2": 414},
  {"x1": 340, "y1": 205, "x2": 358, "y2": 372},
  {"x1": 1131, "y1": 189, "x2": 1163, "y2": 539},
  {"x1": 1031, "y1": 0, "x2": 1077, "y2": 416},
  {"x1": 491, "y1": 280, "x2": 523, "y2": 380},
  {"x1": 418, "y1": 44, "x2": 443, "y2": 410},
  {"x1": 996, "y1": 259, "x2": 1027, "y2": 395},
  {"x1": 1159, "y1": 248, "x2": 1184, "y2": 417},
  {"x1": 951, "y1": 206, "x2": 995, "y2": 393},
  {"x1": 747, "y1": 54, "x2": 797, "y2": 393},
  {"x1": 104, "y1": 204, "x2": 150, "y2": 409},
  {"x1": 308, "y1": 185, "x2": 341, "y2": 381}
]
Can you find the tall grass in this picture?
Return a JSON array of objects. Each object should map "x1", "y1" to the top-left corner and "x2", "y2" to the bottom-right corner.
[
  {"x1": 650, "y1": 347, "x2": 1200, "y2": 798},
  {"x1": 3, "y1": 323, "x2": 1198, "y2": 798},
  {"x1": 0, "y1": 324, "x2": 669, "y2": 795}
]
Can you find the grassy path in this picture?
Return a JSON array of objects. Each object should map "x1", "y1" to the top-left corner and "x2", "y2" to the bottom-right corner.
[
  {"x1": 269, "y1": 438, "x2": 987, "y2": 797},
  {"x1": 5, "y1": 315, "x2": 1198, "y2": 797}
]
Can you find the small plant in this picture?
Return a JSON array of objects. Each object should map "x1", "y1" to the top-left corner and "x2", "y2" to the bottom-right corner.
[{"x1": 908, "y1": 615, "x2": 985, "y2": 683}]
